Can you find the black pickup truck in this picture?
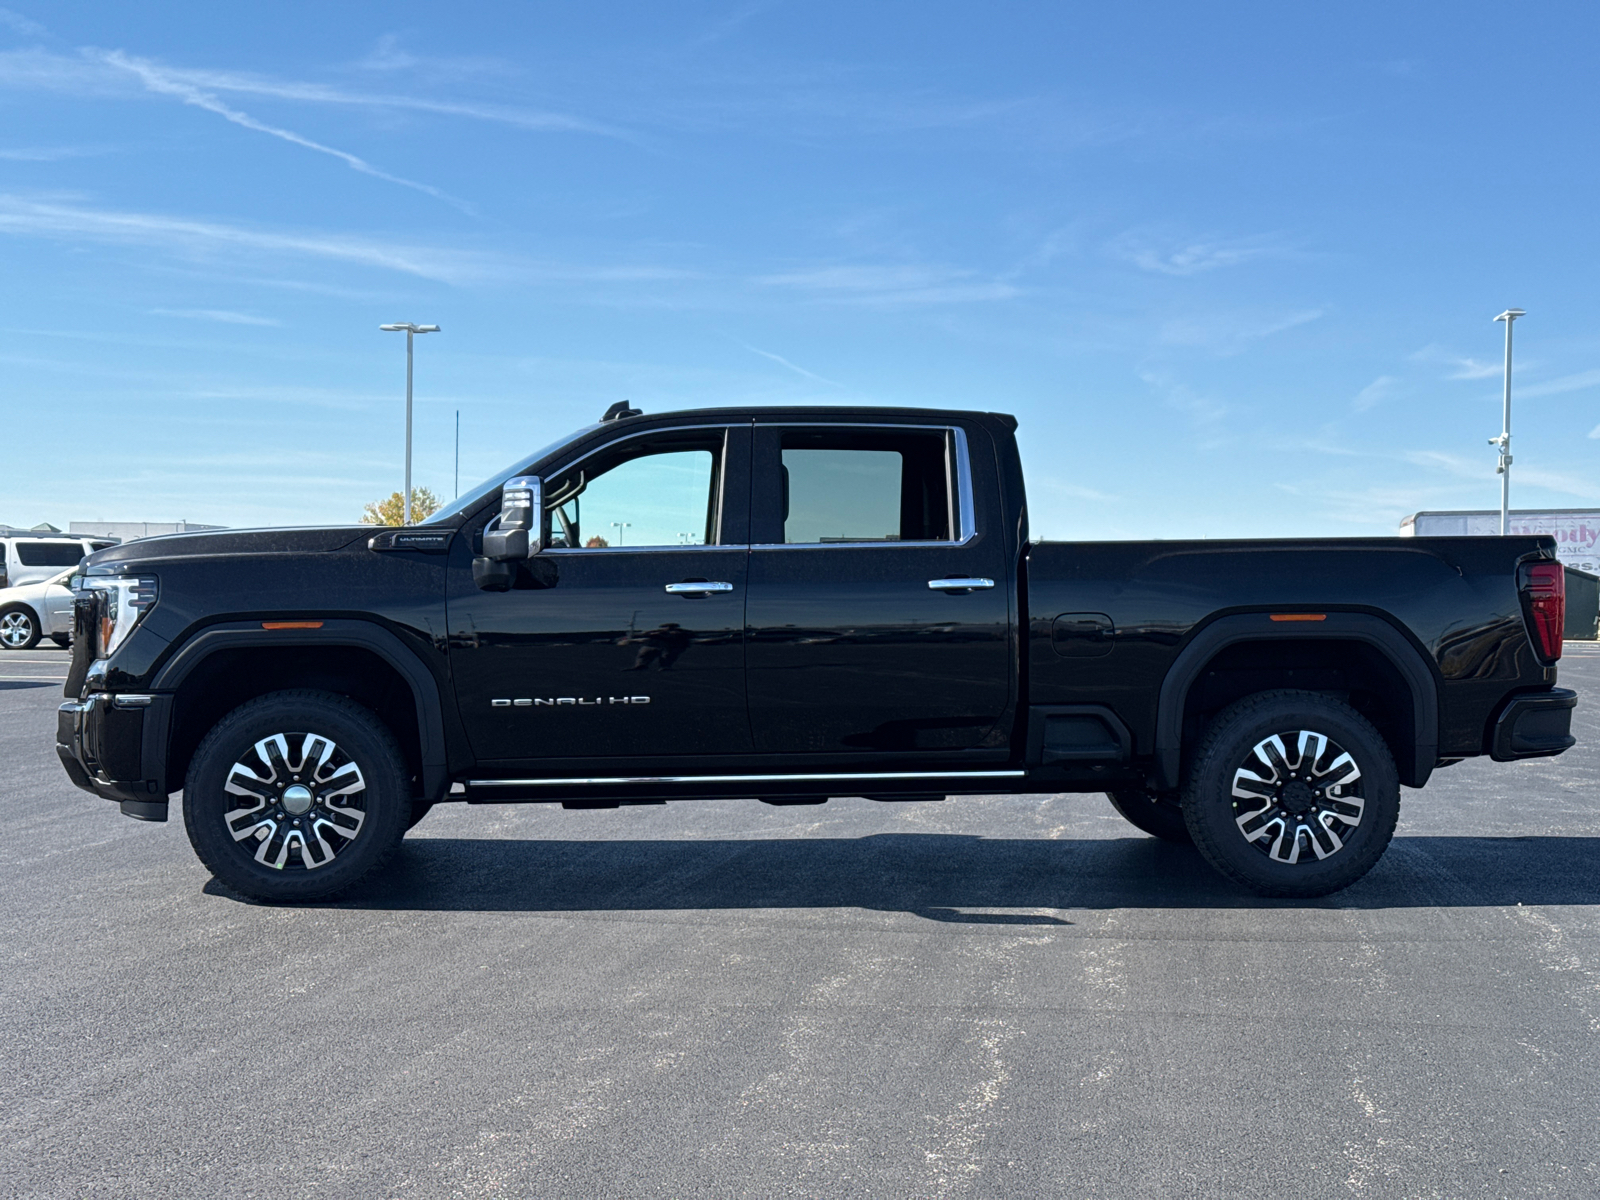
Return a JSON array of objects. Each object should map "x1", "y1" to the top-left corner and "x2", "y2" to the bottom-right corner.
[{"x1": 57, "y1": 405, "x2": 1577, "y2": 901}]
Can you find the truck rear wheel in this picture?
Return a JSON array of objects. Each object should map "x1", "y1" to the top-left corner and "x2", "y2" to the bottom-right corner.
[
  {"x1": 1105, "y1": 786, "x2": 1191, "y2": 844},
  {"x1": 182, "y1": 690, "x2": 410, "y2": 902},
  {"x1": 1182, "y1": 690, "x2": 1400, "y2": 898}
]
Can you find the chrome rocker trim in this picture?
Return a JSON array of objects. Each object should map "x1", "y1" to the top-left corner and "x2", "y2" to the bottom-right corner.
[{"x1": 467, "y1": 769, "x2": 1027, "y2": 788}]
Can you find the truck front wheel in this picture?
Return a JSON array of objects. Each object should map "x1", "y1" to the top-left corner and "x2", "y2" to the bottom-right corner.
[
  {"x1": 182, "y1": 690, "x2": 411, "y2": 902},
  {"x1": 1182, "y1": 690, "x2": 1400, "y2": 898},
  {"x1": 1105, "y1": 787, "x2": 1191, "y2": 844}
]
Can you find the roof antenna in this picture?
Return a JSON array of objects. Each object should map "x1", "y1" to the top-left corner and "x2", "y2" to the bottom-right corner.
[{"x1": 601, "y1": 400, "x2": 642, "y2": 422}]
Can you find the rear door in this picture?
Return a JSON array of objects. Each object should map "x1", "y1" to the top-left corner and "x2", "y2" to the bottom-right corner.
[{"x1": 743, "y1": 420, "x2": 1013, "y2": 755}]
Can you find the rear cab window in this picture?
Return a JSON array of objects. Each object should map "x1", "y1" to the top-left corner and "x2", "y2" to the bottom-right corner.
[{"x1": 757, "y1": 425, "x2": 962, "y2": 546}]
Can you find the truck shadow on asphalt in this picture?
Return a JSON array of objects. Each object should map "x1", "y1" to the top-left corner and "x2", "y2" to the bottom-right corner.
[{"x1": 224, "y1": 832, "x2": 1600, "y2": 917}]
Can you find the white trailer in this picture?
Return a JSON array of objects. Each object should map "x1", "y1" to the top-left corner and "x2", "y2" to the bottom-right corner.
[{"x1": 1401, "y1": 509, "x2": 1600, "y2": 575}]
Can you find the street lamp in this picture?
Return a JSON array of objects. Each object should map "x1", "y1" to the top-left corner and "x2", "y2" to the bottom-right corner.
[
  {"x1": 1490, "y1": 309, "x2": 1525, "y2": 536},
  {"x1": 610, "y1": 521, "x2": 631, "y2": 546},
  {"x1": 379, "y1": 322, "x2": 441, "y2": 525}
]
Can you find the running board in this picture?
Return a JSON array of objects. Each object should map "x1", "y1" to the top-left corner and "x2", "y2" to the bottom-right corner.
[{"x1": 466, "y1": 769, "x2": 1026, "y2": 789}]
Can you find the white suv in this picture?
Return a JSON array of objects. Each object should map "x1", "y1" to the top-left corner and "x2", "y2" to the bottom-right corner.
[{"x1": 0, "y1": 535, "x2": 116, "y2": 590}]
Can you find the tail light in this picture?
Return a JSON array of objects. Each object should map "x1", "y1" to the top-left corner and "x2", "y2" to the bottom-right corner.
[{"x1": 1520, "y1": 560, "x2": 1565, "y2": 663}]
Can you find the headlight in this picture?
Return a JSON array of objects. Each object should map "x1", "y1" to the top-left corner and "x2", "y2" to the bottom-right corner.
[{"x1": 76, "y1": 575, "x2": 158, "y2": 659}]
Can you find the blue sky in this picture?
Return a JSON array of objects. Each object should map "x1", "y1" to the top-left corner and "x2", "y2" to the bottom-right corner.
[{"x1": 1, "y1": 2, "x2": 1597, "y2": 538}]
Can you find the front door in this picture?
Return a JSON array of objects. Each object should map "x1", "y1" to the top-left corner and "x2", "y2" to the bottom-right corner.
[
  {"x1": 743, "y1": 421, "x2": 1013, "y2": 756},
  {"x1": 447, "y1": 423, "x2": 752, "y2": 765}
]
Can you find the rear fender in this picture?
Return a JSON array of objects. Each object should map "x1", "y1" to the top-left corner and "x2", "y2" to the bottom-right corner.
[{"x1": 1153, "y1": 612, "x2": 1440, "y2": 790}]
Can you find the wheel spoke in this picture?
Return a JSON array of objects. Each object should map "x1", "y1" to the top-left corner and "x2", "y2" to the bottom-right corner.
[{"x1": 1259, "y1": 736, "x2": 1292, "y2": 779}]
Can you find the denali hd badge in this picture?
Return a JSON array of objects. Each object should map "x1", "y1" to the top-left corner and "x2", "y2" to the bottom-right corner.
[{"x1": 491, "y1": 696, "x2": 650, "y2": 707}]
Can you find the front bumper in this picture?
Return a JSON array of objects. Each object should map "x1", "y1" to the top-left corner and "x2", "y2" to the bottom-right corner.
[
  {"x1": 57, "y1": 692, "x2": 173, "y2": 821},
  {"x1": 1490, "y1": 687, "x2": 1578, "y2": 761}
]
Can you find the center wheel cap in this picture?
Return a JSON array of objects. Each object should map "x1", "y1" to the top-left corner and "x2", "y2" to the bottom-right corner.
[
  {"x1": 1280, "y1": 780, "x2": 1315, "y2": 815},
  {"x1": 281, "y1": 784, "x2": 314, "y2": 815}
]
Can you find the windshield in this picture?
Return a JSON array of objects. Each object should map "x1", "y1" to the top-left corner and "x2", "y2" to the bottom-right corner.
[{"x1": 421, "y1": 423, "x2": 603, "y2": 525}]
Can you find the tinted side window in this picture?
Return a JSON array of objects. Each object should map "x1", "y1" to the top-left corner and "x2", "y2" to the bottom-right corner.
[
  {"x1": 780, "y1": 429, "x2": 951, "y2": 544},
  {"x1": 545, "y1": 432, "x2": 726, "y2": 549},
  {"x1": 16, "y1": 542, "x2": 87, "y2": 567}
]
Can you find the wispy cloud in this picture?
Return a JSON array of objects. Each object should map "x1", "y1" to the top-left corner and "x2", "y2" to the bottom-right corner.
[
  {"x1": 1409, "y1": 344, "x2": 1503, "y2": 380},
  {"x1": 0, "y1": 7, "x2": 46, "y2": 38},
  {"x1": 741, "y1": 343, "x2": 843, "y2": 387},
  {"x1": 0, "y1": 193, "x2": 495, "y2": 282},
  {"x1": 1517, "y1": 368, "x2": 1600, "y2": 399},
  {"x1": 1516, "y1": 467, "x2": 1600, "y2": 502},
  {"x1": 96, "y1": 50, "x2": 476, "y2": 214},
  {"x1": 150, "y1": 307, "x2": 280, "y2": 327},
  {"x1": 1353, "y1": 375, "x2": 1396, "y2": 412},
  {"x1": 0, "y1": 144, "x2": 107, "y2": 160},
  {"x1": 1139, "y1": 369, "x2": 1230, "y2": 428},
  {"x1": 0, "y1": 46, "x2": 631, "y2": 141},
  {"x1": 354, "y1": 34, "x2": 419, "y2": 73},
  {"x1": 1158, "y1": 308, "x2": 1323, "y2": 354},
  {"x1": 1111, "y1": 230, "x2": 1291, "y2": 276},
  {"x1": 758, "y1": 263, "x2": 1018, "y2": 306},
  {"x1": 1038, "y1": 477, "x2": 1117, "y2": 502},
  {"x1": 0, "y1": 193, "x2": 699, "y2": 290},
  {"x1": 100, "y1": 50, "x2": 630, "y2": 139},
  {"x1": 1403, "y1": 449, "x2": 1486, "y2": 480}
]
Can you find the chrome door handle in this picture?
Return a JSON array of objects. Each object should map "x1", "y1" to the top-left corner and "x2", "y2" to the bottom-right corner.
[
  {"x1": 665, "y1": 581, "x2": 734, "y2": 595},
  {"x1": 928, "y1": 577, "x2": 995, "y2": 590}
]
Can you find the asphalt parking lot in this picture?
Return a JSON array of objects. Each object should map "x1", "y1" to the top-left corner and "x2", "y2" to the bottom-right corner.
[{"x1": 4, "y1": 644, "x2": 1600, "y2": 1199}]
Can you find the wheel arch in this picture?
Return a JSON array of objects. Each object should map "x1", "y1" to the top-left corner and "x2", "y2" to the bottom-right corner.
[
  {"x1": 1153, "y1": 612, "x2": 1439, "y2": 791},
  {"x1": 152, "y1": 620, "x2": 448, "y2": 799}
]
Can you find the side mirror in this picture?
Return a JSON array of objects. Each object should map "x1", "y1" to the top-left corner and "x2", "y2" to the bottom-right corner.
[{"x1": 482, "y1": 476, "x2": 542, "y2": 561}]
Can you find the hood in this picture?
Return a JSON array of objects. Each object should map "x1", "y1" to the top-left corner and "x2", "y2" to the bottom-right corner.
[{"x1": 86, "y1": 526, "x2": 374, "y2": 568}]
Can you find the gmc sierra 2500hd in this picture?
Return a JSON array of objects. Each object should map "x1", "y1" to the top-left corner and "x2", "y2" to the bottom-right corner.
[{"x1": 57, "y1": 405, "x2": 1576, "y2": 902}]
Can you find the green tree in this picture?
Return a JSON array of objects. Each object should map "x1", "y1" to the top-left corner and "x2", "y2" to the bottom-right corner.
[{"x1": 361, "y1": 487, "x2": 442, "y2": 526}]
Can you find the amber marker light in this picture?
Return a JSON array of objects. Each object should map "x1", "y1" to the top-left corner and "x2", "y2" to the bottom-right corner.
[
  {"x1": 1269, "y1": 613, "x2": 1327, "y2": 622},
  {"x1": 261, "y1": 621, "x2": 325, "y2": 630}
]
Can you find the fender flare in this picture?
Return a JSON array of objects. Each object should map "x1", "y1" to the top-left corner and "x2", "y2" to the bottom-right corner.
[
  {"x1": 1152, "y1": 612, "x2": 1439, "y2": 791},
  {"x1": 151, "y1": 618, "x2": 449, "y2": 799}
]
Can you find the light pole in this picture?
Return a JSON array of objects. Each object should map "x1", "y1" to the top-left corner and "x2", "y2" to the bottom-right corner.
[
  {"x1": 379, "y1": 322, "x2": 441, "y2": 524},
  {"x1": 1490, "y1": 309, "x2": 1525, "y2": 535},
  {"x1": 611, "y1": 521, "x2": 631, "y2": 546}
]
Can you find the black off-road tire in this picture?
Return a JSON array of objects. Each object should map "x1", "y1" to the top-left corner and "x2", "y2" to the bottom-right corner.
[
  {"x1": 1182, "y1": 690, "x2": 1400, "y2": 898},
  {"x1": 183, "y1": 689, "x2": 410, "y2": 902},
  {"x1": 0, "y1": 605, "x2": 41, "y2": 650},
  {"x1": 50, "y1": 634, "x2": 71, "y2": 648},
  {"x1": 406, "y1": 801, "x2": 434, "y2": 831},
  {"x1": 1106, "y1": 786, "x2": 1192, "y2": 844}
]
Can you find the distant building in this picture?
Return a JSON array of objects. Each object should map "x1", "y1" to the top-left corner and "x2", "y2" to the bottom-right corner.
[
  {"x1": 1401, "y1": 509, "x2": 1600, "y2": 574},
  {"x1": 69, "y1": 520, "x2": 226, "y2": 543}
]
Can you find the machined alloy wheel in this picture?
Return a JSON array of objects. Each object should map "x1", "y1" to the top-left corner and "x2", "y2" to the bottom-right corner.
[
  {"x1": 184, "y1": 690, "x2": 410, "y2": 902},
  {"x1": 0, "y1": 607, "x2": 40, "y2": 650},
  {"x1": 224, "y1": 733, "x2": 369, "y2": 870},
  {"x1": 1183, "y1": 690, "x2": 1400, "y2": 898},
  {"x1": 1230, "y1": 730, "x2": 1364, "y2": 864}
]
